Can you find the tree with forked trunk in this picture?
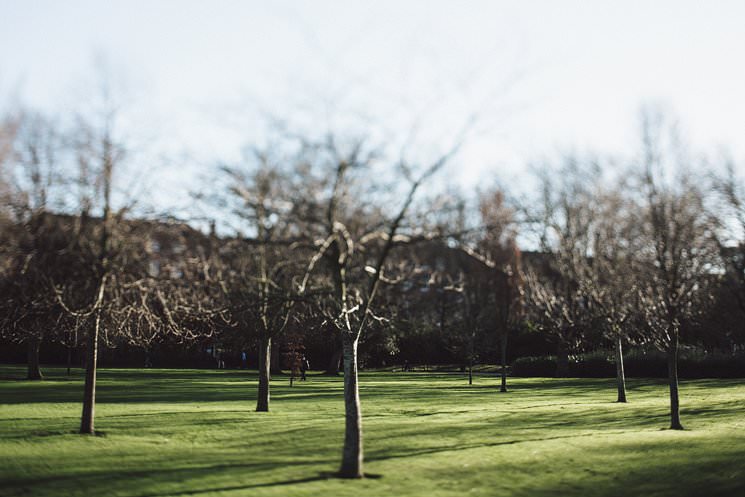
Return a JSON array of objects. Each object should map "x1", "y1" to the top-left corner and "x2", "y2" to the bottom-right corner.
[
  {"x1": 0, "y1": 108, "x2": 69, "y2": 381},
  {"x1": 50, "y1": 68, "x2": 224, "y2": 435},
  {"x1": 477, "y1": 188, "x2": 523, "y2": 392},
  {"x1": 294, "y1": 134, "x2": 454, "y2": 478},
  {"x1": 526, "y1": 156, "x2": 649, "y2": 403},
  {"x1": 580, "y1": 185, "x2": 643, "y2": 403},
  {"x1": 201, "y1": 144, "x2": 311, "y2": 412},
  {"x1": 523, "y1": 158, "x2": 600, "y2": 378},
  {"x1": 633, "y1": 107, "x2": 720, "y2": 430}
]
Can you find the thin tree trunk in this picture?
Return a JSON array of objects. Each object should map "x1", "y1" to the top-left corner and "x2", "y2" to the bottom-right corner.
[
  {"x1": 467, "y1": 329, "x2": 474, "y2": 385},
  {"x1": 80, "y1": 167, "x2": 108, "y2": 435},
  {"x1": 615, "y1": 333, "x2": 627, "y2": 403},
  {"x1": 500, "y1": 331, "x2": 508, "y2": 393},
  {"x1": 556, "y1": 340, "x2": 570, "y2": 378},
  {"x1": 66, "y1": 345, "x2": 73, "y2": 376},
  {"x1": 27, "y1": 337, "x2": 43, "y2": 380},
  {"x1": 339, "y1": 335, "x2": 363, "y2": 478},
  {"x1": 256, "y1": 336, "x2": 271, "y2": 412},
  {"x1": 668, "y1": 332, "x2": 683, "y2": 430},
  {"x1": 80, "y1": 314, "x2": 100, "y2": 434}
]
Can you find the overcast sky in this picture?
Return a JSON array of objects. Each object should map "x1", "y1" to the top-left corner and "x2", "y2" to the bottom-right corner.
[{"x1": 2, "y1": 0, "x2": 744, "y2": 207}]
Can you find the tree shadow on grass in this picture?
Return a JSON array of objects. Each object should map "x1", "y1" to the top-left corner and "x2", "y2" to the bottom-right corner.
[
  {"x1": 367, "y1": 428, "x2": 640, "y2": 463},
  {"x1": 4, "y1": 462, "x2": 382, "y2": 497},
  {"x1": 128, "y1": 474, "x2": 333, "y2": 497},
  {"x1": 2, "y1": 460, "x2": 332, "y2": 493},
  {"x1": 2, "y1": 367, "x2": 740, "y2": 407},
  {"x1": 132, "y1": 472, "x2": 382, "y2": 497},
  {"x1": 0, "y1": 368, "x2": 347, "y2": 405}
]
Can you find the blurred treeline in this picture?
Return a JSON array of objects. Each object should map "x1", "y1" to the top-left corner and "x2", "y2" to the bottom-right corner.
[{"x1": 2, "y1": 97, "x2": 745, "y2": 379}]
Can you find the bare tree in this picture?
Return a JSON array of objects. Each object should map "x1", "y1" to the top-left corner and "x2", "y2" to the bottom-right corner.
[
  {"x1": 633, "y1": 108, "x2": 720, "y2": 429},
  {"x1": 0, "y1": 108, "x2": 66, "y2": 380},
  {"x1": 434, "y1": 196, "x2": 523, "y2": 388},
  {"x1": 524, "y1": 158, "x2": 599, "y2": 377},
  {"x1": 294, "y1": 133, "x2": 453, "y2": 478},
  {"x1": 712, "y1": 160, "x2": 745, "y2": 329},
  {"x1": 54, "y1": 67, "x2": 222, "y2": 434},
  {"x1": 67, "y1": 84, "x2": 123, "y2": 433},
  {"x1": 477, "y1": 188, "x2": 522, "y2": 392},
  {"x1": 582, "y1": 185, "x2": 643, "y2": 402},
  {"x1": 210, "y1": 147, "x2": 308, "y2": 412},
  {"x1": 438, "y1": 262, "x2": 489, "y2": 385}
]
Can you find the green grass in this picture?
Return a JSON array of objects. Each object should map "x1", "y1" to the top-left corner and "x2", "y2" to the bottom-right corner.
[{"x1": 1, "y1": 366, "x2": 744, "y2": 497}]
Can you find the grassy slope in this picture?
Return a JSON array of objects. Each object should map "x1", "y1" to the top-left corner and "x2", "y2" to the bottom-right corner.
[{"x1": 0, "y1": 366, "x2": 743, "y2": 497}]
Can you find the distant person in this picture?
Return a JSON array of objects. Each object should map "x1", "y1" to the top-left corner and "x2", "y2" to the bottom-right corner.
[
  {"x1": 301, "y1": 355, "x2": 310, "y2": 381},
  {"x1": 241, "y1": 351, "x2": 247, "y2": 369},
  {"x1": 404, "y1": 359, "x2": 410, "y2": 372}
]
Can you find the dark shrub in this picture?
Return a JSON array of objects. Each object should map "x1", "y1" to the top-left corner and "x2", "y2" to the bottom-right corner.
[
  {"x1": 512, "y1": 349, "x2": 745, "y2": 378},
  {"x1": 512, "y1": 356, "x2": 557, "y2": 377}
]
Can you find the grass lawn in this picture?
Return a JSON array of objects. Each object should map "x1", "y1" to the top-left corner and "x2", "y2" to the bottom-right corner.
[{"x1": 1, "y1": 366, "x2": 744, "y2": 497}]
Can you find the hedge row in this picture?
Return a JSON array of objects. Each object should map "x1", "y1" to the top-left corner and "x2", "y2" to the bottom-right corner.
[{"x1": 512, "y1": 349, "x2": 745, "y2": 378}]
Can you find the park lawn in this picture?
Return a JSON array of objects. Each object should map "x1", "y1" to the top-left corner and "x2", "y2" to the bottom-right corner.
[{"x1": 0, "y1": 367, "x2": 744, "y2": 497}]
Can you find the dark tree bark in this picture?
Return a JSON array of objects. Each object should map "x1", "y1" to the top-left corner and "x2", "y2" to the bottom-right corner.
[
  {"x1": 66, "y1": 345, "x2": 73, "y2": 376},
  {"x1": 339, "y1": 335, "x2": 363, "y2": 478},
  {"x1": 667, "y1": 331, "x2": 683, "y2": 430},
  {"x1": 26, "y1": 336, "x2": 43, "y2": 380},
  {"x1": 615, "y1": 334, "x2": 627, "y2": 403},
  {"x1": 80, "y1": 314, "x2": 100, "y2": 434},
  {"x1": 499, "y1": 331, "x2": 508, "y2": 393},
  {"x1": 555, "y1": 340, "x2": 570, "y2": 377},
  {"x1": 256, "y1": 336, "x2": 271, "y2": 412},
  {"x1": 468, "y1": 360, "x2": 473, "y2": 385}
]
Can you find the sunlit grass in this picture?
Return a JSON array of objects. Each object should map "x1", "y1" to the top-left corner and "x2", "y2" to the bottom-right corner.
[{"x1": 1, "y1": 366, "x2": 743, "y2": 497}]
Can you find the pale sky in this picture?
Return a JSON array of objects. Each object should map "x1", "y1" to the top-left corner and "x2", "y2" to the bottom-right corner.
[{"x1": 1, "y1": 0, "x2": 744, "y2": 212}]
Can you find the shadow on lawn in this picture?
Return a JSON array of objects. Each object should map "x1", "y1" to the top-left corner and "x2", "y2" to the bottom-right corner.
[
  {"x1": 132, "y1": 472, "x2": 383, "y2": 497},
  {"x1": 0, "y1": 367, "x2": 288, "y2": 404},
  {"x1": 132, "y1": 475, "x2": 332, "y2": 497},
  {"x1": 2, "y1": 460, "x2": 331, "y2": 491},
  {"x1": 3, "y1": 367, "x2": 744, "y2": 497},
  {"x1": 0, "y1": 367, "x2": 738, "y2": 408},
  {"x1": 5, "y1": 462, "x2": 380, "y2": 497},
  {"x1": 367, "y1": 429, "x2": 640, "y2": 462}
]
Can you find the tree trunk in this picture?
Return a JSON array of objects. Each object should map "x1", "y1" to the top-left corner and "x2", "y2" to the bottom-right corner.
[
  {"x1": 80, "y1": 314, "x2": 100, "y2": 434},
  {"x1": 468, "y1": 360, "x2": 473, "y2": 385},
  {"x1": 615, "y1": 334, "x2": 627, "y2": 403},
  {"x1": 667, "y1": 332, "x2": 683, "y2": 430},
  {"x1": 256, "y1": 336, "x2": 271, "y2": 412},
  {"x1": 26, "y1": 337, "x2": 43, "y2": 380},
  {"x1": 66, "y1": 345, "x2": 73, "y2": 376},
  {"x1": 325, "y1": 344, "x2": 343, "y2": 375},
  {"x1": 339, "y1": 335, "x2": 363, "y2": 478},
  {"x1": 555, "y1": 341, "x2": 570, "y2": 377},
  {"x1": 499, "y1": 331, "x2": 508, "y2": 393}
]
